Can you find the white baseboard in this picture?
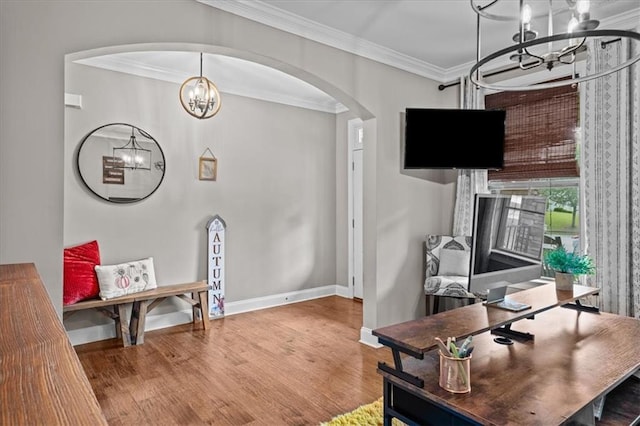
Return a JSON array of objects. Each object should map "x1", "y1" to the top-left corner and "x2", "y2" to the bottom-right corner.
[
  {"x1": 359, "y1": 327, "x2": 381, "y2": 348},
  {"x1": 66, "y1": 284, "x2": 353, "y2": 346},
  {"x1": 225, "y1": 284, "x2": 339, "y2": 316},
  {"x1": 334, "y1": 284, "x2": 351, "y2": 298},
  {"x1": 67, "y1": 323, "x2": 117, "y2": 346},
  {"x1": 66, "y1": 309, "x2": 196, "y2": 346}
]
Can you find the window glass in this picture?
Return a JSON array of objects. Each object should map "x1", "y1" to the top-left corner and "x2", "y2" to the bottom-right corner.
[
  {"x1": 496, "y1": 195, "x2": 546, "y2": 260},
  {"x1": 488, "y1": 178, "x2": 580, "y2": 277}
]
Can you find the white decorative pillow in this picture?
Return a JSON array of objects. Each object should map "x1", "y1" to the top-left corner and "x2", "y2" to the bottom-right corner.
[
  {"x1": 438, "y1": 249, "x2": 471, "y2": 277},
  {"x1": 95, "y1": 257, "x2": 157, "y2": 300}
]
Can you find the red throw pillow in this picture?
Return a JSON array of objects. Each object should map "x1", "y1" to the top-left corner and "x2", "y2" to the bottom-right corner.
[{"x1": 63, "y1": 240, "x2": 101, "y2": 305}]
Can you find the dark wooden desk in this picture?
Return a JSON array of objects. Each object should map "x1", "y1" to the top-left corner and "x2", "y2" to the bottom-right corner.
[
  {"x1": 373, "y1": 283, "x2": 600, "y2": 387},
  {"x1": 0, "y1": 263, "x2": 107, "y2": 425},
  {"x1": 374, "y1": 283, "x2": 640, "y2": 425}
]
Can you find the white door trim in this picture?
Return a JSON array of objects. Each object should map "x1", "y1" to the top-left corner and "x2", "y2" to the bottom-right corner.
[{"x1": 347, "y1": 118, "x2": 364, "y2": 299}]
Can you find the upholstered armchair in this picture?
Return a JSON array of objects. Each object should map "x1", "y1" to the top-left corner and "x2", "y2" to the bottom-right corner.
[{"x1": 424, "y1": 235, "x2": 477, "y2": 315}]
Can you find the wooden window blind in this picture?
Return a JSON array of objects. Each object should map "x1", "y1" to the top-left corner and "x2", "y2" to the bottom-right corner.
[{"x1": 485, "y1": 83, "x2": 579, "y2": 181}]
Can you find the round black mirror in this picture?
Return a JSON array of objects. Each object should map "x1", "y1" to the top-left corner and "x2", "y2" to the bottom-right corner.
[{"x1": 77, "y1": 123, "x2": 165, "y2": 203}]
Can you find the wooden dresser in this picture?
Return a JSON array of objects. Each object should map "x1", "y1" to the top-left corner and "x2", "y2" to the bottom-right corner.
[{"x1": 0, "y1": 263, "x2": 107, "y2": 425}]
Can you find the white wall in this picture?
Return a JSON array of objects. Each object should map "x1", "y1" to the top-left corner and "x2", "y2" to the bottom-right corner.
[
  {"x1": 64, "y1": 63, "x2": 338, "y2": 329},
  {"x1": 1, "y1": 0, "x2": 456, "y2": 333}
]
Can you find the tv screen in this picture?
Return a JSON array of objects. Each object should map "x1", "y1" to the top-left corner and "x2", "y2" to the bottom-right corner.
[
  {"x1": 468, "y1": 194, "x2": 547, "y2": 295},
  {"x1": 404, "y1": 108, "x2": 505, "y2": 169}
]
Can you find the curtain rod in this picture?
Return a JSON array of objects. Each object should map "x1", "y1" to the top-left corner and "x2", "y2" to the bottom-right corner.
[
  {"x1": 601, "y1": 37, "x2": 621, "y2": 48},
  {"x1": 438, "y1": 65, "x2": 522, "y2": 91},
  {"x1": 438, "y1": 37, "x2": 622, "y2": 91}
]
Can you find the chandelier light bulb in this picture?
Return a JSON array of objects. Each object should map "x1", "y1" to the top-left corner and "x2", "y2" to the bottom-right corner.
[
  {"x1": 195, "y1": 79, "x2": 206, "y2": 97},
  {"x1": 191, "y1": 78, "x2": 212, "y2": 113},
  {"x1": 567, "y1": 16, "x2": 578, "y2": 33},
  {"x1": 522, "y1": 4, "x2": 532, "y2": 25},
  {"x1": 576, "y1": 0, "x2": 590, "y2": 15},
  {"x1": 512, "y1": 2, "x2": 537, "y2": 43},
  {"x1": 575, "y1": 0, "x2": 599, "y2": 30}
]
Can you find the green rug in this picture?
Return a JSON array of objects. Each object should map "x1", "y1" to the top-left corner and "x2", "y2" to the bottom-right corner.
[{"x1": 321, "y1": 398, "x2": 405, "y2": 426}]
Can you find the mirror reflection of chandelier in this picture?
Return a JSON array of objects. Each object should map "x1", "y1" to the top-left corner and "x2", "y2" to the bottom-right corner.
[
  {"x1": 470, "y1": 0, "x2": 640, "y2": 91},
  {"x1": 112, "y1": 126, "x2": 152, "y2": 171},
  {"x1": 179, "y1": 52, "x2": 222, "y2": 119}
]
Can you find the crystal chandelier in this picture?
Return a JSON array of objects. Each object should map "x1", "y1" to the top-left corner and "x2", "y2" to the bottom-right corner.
[
  {"x1": 470, "y1": 0, "x2": 640, "y2": 91},
  {"x1": 112, "y1": 126, "x2": 152, "y2": 170},
  {"x1": 179, "y1": 52, "x2": 222, "y2": 119}
]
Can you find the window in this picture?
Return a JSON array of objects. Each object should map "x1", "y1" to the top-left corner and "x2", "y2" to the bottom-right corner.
[{"x1": 485, "y1": 78, "x2": 582, "y2": 277}]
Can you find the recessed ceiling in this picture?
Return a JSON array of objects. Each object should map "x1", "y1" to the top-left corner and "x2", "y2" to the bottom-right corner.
[{"x1": 73, "y1": 0, "x2": 640, "y2": 113}]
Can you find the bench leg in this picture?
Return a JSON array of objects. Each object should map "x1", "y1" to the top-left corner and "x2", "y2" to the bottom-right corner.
[
  {"x1": 191, "y1": 292, "x2": 198, "y2": 323},
  {"x1": 113, "y1": 306, "x2": 122, "y2": 340},
  {"x1": 113, "y1": 304, "x2": 131, "y2": 347},
  {"x1": 197, "y1": 290, "x2": 209, "y2": 330},
  {"x1": 130, "y1": 300, "x2": 148, "y2": 345}
]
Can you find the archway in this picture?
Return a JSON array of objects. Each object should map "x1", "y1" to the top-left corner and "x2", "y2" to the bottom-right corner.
[{"x1": 64, "y1": 42, "x2": 375, "y2": 345}]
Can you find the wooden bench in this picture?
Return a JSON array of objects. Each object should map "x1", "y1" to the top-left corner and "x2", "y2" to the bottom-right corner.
[{"x1": 63, "y1": 281, "x2": 209, "y2": 346}]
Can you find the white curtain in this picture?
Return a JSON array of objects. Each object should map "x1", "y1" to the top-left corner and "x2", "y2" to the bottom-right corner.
[
  {"x1": 582, "y1": 35, "x2": 640, "y2": 318},
  {"x1": 452, "y1": 76, "x2": 489, "y2": 236}
]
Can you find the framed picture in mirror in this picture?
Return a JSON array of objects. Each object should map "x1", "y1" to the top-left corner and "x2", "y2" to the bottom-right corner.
[{"x1": 102, "y1": 156, "x2": 125, "y2": 185}]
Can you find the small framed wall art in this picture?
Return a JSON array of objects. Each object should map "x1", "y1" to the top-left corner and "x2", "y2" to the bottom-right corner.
[
  {"x1": 199, "y1": 148, "x2": 217, "y2": 181},
  {"x1": 102, "y1": 156, "x2": 125, "y2": 185}
]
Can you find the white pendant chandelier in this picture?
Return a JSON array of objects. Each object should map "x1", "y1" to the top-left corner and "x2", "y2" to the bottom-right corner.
[
  {"x1": 179, "y1": 52, "x2": 222, "y2": 119},
  {"x1": 112, "y1": 126, "x2": 152, "y2": 171},
  {"x1": 470, "y1": 0, "x2": 640, "y2": 91}
]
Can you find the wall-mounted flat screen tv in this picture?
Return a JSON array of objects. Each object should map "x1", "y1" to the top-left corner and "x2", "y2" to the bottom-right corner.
[{"x1": 404, "y1": 108, "x2": 506, "y2": 169}]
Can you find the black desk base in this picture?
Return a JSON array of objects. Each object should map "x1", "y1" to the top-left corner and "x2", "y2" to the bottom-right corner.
[
  {"x1": 383, "y1": 376, "x2": 598, "y2": 426},
  {"x1": 383, "y1": 378, "x2": 481, "y2": 426}
]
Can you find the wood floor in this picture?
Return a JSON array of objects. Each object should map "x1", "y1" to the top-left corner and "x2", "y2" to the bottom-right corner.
[
  {"x1": 74, "y1": 296, "x2": 640, "y2": 425},
  {"x1": 74, "y1": 296, "x2": 391, "y2": 425}
]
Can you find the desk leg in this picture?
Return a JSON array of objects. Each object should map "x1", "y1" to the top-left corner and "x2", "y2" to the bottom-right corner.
[
  {"x1": 383, "y1": 379, "x2": 392, "y2": 426},
  {"x1": 569, "y1": 402, "x2": 595, "y2": 426},
  {"x1": 491, "y1": 323, "x2": 534, "y2": 342},
  {"x1": 562, "y1": 299, "x2": 600, "y2": 313},
  {"x1": 378, "y1": 348, "x2": 424, "y2": 388}
]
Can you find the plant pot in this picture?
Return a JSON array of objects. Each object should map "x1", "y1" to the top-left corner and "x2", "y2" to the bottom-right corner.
[{"x1": 555, "y1": 272, "x2": 575, "y2": 291}]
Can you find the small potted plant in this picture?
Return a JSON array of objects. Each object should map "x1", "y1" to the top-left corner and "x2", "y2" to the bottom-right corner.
[{"x1": 544, "y1": 246, "x2": 596, "y2": 290}]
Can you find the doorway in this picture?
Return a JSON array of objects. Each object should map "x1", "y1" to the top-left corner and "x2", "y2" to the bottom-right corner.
[{"x1": 348, "y1": 118, "x2": 364, "y2": 300}]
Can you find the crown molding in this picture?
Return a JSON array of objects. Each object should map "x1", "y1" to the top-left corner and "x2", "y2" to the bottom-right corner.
[
  {"x1": 196, "y1": 0, "x2": 448, "y2": 82},
  {"x1": 199, "y1": 0, "x2": 640, "y2": 85},
  {"x1": 74, "y1": 2, "x2": 640, "y2": 106},
  {"x1": 76, "y1": 55, "x2": 187, "y2": 85},
  {"x1": 602, "y1": 8, "x2": 640, "y2": 30}
]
